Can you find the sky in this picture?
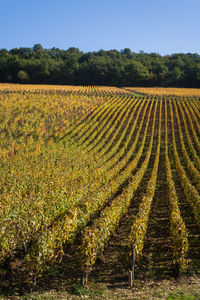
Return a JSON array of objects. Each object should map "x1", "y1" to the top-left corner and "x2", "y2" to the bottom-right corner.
[{"x1": 0, "y1": 0, "x2": 200, "y2": 55}]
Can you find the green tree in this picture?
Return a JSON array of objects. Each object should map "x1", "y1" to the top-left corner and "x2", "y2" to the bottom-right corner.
[
  {"x1": 125, "y1": 60, "x2": 151, "y2": 85},
  {"x1": 33, "y1": 43, "x2": 43, "y2": 52},
  {"x1": 17, "y1": 70, "x2": 30, "y2": 82}
]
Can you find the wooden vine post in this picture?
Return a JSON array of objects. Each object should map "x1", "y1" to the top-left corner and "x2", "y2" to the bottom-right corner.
[{"x1": 129, "y1": 243, "x2": 135, "y2": 288}]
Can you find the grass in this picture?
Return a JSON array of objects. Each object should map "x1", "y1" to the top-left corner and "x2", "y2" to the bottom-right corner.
[
  {"x1": 167, "y1": 291, "x2": 200, "y2": 300},
  {"x1": 1, "y1": 278, "x2": 200, "y2": 299}
]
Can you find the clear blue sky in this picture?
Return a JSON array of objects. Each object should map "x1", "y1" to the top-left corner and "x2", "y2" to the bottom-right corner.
[{"x1": 0, "y1": 0, "x2": 199, "y2": 55}]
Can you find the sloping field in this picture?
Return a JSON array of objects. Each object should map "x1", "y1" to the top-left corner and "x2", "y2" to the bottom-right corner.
[
  {"x1": 0, "y1": 85, "x2": 200, "y2": 293},
  {"x1": 125, "y1": 87, "x2": 200, "y2": 97}
]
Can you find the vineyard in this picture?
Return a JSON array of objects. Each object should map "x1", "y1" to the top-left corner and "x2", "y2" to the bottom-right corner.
[{"x1": 0, "y1": 84, "x2": 200, "y2": 292}]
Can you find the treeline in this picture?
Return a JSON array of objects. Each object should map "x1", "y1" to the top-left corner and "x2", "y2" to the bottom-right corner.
[{"x1": 0, "y1": 44, "x2": 200, "y2": 87}]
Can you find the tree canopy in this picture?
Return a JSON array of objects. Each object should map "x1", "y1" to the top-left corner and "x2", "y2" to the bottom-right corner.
[{"x1": 0, "y1": 45, "x2": 200, "y2": 87}]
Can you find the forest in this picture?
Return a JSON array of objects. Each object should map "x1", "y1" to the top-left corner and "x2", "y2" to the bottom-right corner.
[{"x1": 0, "y1": 44, "x2": 200, "y2": 87}]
